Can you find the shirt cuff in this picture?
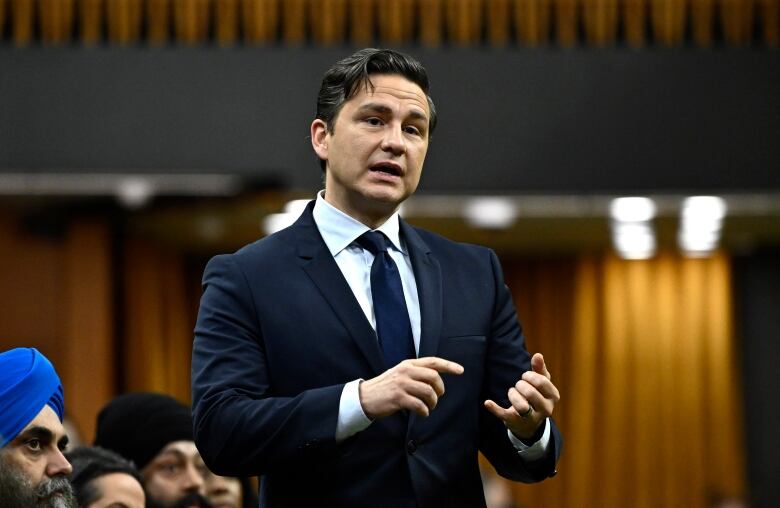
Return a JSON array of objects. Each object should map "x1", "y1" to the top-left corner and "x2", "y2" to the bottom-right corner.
[
  {"x1": 335, "y1": 379, "x2": 373, "y2": 442},
  {"x1": 507, "y1": 418, "x2": 551, "y2": 461}
]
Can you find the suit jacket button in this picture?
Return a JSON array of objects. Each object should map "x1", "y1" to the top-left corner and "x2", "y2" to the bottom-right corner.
[{"x1": 406, "y1": 440, "x2": 417, "y2": 455}]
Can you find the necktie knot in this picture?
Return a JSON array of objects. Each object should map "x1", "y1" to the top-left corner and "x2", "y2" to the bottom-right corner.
[{"x1": 356, "y1": 231, "x2": 389, "y2": 256}]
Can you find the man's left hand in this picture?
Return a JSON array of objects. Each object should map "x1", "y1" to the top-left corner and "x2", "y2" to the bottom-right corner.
[{"x1": 483, "y1": 353, "x2": 560, "y2": 441}]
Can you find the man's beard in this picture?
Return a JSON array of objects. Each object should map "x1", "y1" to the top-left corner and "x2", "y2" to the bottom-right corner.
[
  {"x1": 146, "y1": 492, "x2": 213, "y2": 508},
  {"x1": 0, "y1": 456, "x2": 77, "y2": 508}
]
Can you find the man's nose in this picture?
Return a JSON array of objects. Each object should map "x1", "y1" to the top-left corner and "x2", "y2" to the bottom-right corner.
[
  {"x1": 181, "y1": 462, "x2": 206, "y2": 494},
  {"x1": 380, "y1": 123, "x2": 406, "y2": 155},
  {"x1": 46, "y1": 449, "x2": 73, "y2": 478}
]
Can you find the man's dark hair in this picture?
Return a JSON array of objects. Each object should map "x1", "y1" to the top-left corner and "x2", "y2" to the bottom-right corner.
[
  {"x1": 315, "y1": 48, "x2": 438, "y2": 171},
  {"x1": 66, "y1": 446, "x2": 143, "y2": 507}
]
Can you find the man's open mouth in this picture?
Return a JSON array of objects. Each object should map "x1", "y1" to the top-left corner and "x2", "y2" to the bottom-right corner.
[{"x1": 370, "y1": 162, "x2": 402, "y2": 176}]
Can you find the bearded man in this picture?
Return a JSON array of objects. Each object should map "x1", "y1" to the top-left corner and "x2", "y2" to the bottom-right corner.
[{"x1": 0, "y1": 347, "x2": 76, "y2": 508}]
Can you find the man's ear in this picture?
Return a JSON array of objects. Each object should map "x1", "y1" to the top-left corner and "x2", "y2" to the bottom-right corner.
[{"x1": 311, "y1": 119, "x2": 329, "y2": 161}]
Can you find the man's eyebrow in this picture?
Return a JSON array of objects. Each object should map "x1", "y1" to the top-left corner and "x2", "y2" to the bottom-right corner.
[
  {"x1": 407, "y1": 110, "x2": 429, "y2": 123},
  {"x1": 157, "y1": 449, "x2": 186, "y2": 460},
  {"x1": 357, "y1": 103, "x2": 428, "y2": 122},
  {"x1": 356, "y1": 103, "x2": 392, "y2": 115},
  {"x1": 16, "y1": 426, "x2": 54, "y2": 443}
]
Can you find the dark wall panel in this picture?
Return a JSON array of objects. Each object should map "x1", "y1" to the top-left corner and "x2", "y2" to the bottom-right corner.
[
  {"x1": 735, "y1": 250, "x2": 780, "y2": 508},
  {"x1": 1, "y1": 47, "x2": 778, "y2": 193}
]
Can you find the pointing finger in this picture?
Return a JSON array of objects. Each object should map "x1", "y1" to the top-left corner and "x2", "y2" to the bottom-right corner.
[{"x1": 413, "y1": 357, "x2": 464, "y2": 375}]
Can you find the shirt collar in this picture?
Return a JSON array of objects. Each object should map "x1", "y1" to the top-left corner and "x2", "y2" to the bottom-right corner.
[{"x1": 312, "y1": 191, "x2": 406, "y2": 256}]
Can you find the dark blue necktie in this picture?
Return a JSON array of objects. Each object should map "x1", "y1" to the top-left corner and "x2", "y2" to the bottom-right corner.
[{"x1": 356, "y1": 231, "x2": 416, "y2": 368}]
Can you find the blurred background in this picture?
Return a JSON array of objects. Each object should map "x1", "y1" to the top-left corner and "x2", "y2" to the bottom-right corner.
[{"x1": 0, "y1": 0, "x2": 778, "y2": 506}]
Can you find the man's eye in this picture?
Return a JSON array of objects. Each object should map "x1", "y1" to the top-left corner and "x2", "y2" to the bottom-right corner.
[
  {"x1": 161, "y1": 463, "x2": 183, "y2": 474},
  {"x1": 365, "y1": 117, "x2": 383, "y2": 126},
  {"x1": 404, "y1": 126, "x2": 421, "y2": 136},
  {"x1": 26, "y1": 439, "x2": 42, "y2": 452}
]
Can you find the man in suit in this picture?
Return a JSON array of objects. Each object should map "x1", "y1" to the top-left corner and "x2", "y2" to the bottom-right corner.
[{"x1": 192, "y1": 48, "x2": 562, "y2": 507}]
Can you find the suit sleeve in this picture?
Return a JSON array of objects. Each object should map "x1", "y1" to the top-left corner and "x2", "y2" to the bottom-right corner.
[
  {"x1": 478, "y1": 250, "x2": 563, "y2": 482},
  {"x1": 191, "y1": 254, "x2": 343, "y2": 477}
]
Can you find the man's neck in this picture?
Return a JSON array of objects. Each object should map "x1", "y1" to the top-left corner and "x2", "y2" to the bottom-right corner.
[{"x1": 322, "y1": 191, "x2": 399, "y2": 230}]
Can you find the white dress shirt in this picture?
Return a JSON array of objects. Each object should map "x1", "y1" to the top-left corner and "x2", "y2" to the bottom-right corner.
[{"x1": 312, "y1": 192, "x2": 549, "y2": 458}]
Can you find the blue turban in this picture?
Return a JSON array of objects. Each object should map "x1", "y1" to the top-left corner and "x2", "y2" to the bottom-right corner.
[{"x1": 0, "y1": 348, "x2": 64, "y2": 448}]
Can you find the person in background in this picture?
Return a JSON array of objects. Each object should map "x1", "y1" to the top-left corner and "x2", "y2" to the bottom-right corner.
[
  {"x1": 202, "y1": 473, "x2": 242, "y2": 508},
  {"x1": 93, "y1": 392, "x2": 211, "y2": 508},
  {"x1": 0, "y1": 347, "x2": 76, "y2": 507},
  {"x1": 66, "y1": 446, "x2": 145, "y2": 508}
]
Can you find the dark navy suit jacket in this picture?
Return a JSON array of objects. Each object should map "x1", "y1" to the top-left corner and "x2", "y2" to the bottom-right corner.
[{"x1": 192, "y1": 202, "x2": 562, "y2": 507}]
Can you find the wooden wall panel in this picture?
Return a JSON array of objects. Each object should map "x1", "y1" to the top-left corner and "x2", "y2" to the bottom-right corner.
[
  {"x1": 515, "y1": 0, "x2": 551, "y2": 45},
  {"x1": 241, "y1": 0, "x2": 278, "y2": 44},
  {"x1": 61, "y1": 220, "x2": 114, "y2": 443},
  {"x1": 78, "y1": 0, "x2": 104, "y2": 45},
  {"x1": 418, "y1": 0, "x2": 443, "y2": 46},
  {"x1": 106, "y1": 0, "x2": 142, "y2": 44},
  {"x1": 0, "y1": 213, "x2": 114, "y2": 444},
  {"x1": 377, "y1": 0, "x2": 414, "y2": 45},
  {"x1": 214, "y1": 0, "x2": 239, "y2": 45},
  {"x1": 311, "y1": 0, "x2": 347, "y2": 45},
  {"x1": 11, "y1": 0, "x2": 35, "y2": 46}
]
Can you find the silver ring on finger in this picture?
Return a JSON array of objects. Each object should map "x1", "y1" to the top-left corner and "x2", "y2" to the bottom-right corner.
[{"x1": 519, "y1": 405, "x2": 534, "y2": 419}]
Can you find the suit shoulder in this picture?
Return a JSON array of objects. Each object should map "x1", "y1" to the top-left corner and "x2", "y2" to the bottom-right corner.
[{"x1": 210, "y1": 226, "x2": 297, "y2": 270}]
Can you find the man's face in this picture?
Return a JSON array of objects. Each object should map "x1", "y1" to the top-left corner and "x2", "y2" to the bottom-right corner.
[
  {"x1": 311, "y1": 73, "x2": 431, "y2": 225},
  {"x1": 0, "y1": 405, "x2": 76, "y2": 507},
  {"x1": 141, "y1": 440, "x2": 208, "y2": 508},
  {"x1": 87, "y1": 472, "x2": 145, "y2": 508}
]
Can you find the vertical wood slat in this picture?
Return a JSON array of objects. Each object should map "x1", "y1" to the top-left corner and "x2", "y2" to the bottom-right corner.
[
  {"x1": 106, "y1": 0, "x2": 142, "y2": 44},
  {"x1": 11, "y1": 0, "x2": 35, "y2": 46},
  {"x1": 241, "y1": 0, "x2": 278, "y2": 44},
  {"x1": 624, "y1": 0, "x2": 647, "y2": 47},
  {"x1": 720, "y1": 0, "x2": 755, "y2": 45},
  {"x1": 78, "y1": 0, "x2": 103, "y2": 45},
  {"x1": 583, "y1": 0, "x2": 618, "y2": 45},
  {"x1": 651, "y1": 0, "x2": 686, "y2": 46},
  {"x1": 282, "y1": 0, "x2": 306, "y2": 44},
  {"x1": 62, "y1": 220, "x2": 114, "y2": 446},
  {"x1": 485, "y1": 0, "x2": 510, "y2": 45},
  {"x1": 173, "y1": 0, "x2": 209, "y2": 44},
  {"x1": 418, "y1": 0, "x2": 443, "y2": 46},
  {"x1": 377, "y1": 0, "x2": 414, "y2": 45},
  {"x1": 214, "y1": 0, "x2": 239, "y2": 45},
  {"x1": 0, "y1": 0, "x2": 5, "y2": 39},
  {"x1": 553, "y1": 0, "x2": 578, "y2": 46},
  {"x1": 691, "y1": 0, "x2": 715, "y2": 46},
  {"x1": 759, "y1": 0, "x2": 779, "y2": 46},
  {"x1": 311, "y1": 0, "x2": 346, "y2": 45},
  {"x1": 445, "y1": 0, "x2": 482, "y2": 45},
  {"x1": 146, "y1": 0, "x2": 170, "y2": 44},
  {"x1": 515, "y1": 0, "x2": 551, "y2": 46},
  {"x1": 350, "y1": 0, "x2": 374, "y2": 44},
  {"x1": 39, "y1": 0, "x2": 75, "y2": 44}
]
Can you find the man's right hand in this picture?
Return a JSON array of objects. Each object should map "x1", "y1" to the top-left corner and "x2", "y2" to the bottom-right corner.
[{"x1": 358, "y1": 357, "x2": 464, "y2": 419}]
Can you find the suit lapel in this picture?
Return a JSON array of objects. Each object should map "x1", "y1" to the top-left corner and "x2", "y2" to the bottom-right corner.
[
  {"x1": 400, "y1": 220, "x2": 443, "y2": 361},
  {"x1": 293, "y1": 203, "x2": 386, "y2": 377},
  {"x1": 401, "y1": 220, "x2": 443, "y2": 433}
]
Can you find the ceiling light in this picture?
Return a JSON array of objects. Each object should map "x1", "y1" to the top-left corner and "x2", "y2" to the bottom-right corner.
[
  {"x1": 610, "y1": 197, "x2": 657, "y2": 222},
  {"x1": 463, "y1": 197, "x2": 517, "y2": 229},
  {"x1": 679, "y1": 196, "x2": 727, "y2": 257}
]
